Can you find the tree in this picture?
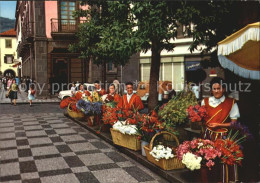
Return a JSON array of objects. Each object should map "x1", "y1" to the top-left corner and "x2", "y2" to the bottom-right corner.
[{"x1": 70, "y1": 0, "x2": 236, "y2": 111}]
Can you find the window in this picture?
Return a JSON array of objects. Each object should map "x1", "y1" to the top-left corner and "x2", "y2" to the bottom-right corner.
[
  {"x1": 60, "y1": 1, "x2": 76, "y2": 24},
  {"x1": 5, "y1": 39, "x2": 12, "y2": 48},
  {"x1": 4, "y1": 55, "x2": 14, "y2": 64},
  {"x1": 107, "y1": 61, "x2": 117, "y2": 73}
]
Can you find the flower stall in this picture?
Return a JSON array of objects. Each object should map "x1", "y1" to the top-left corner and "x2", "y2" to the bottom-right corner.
[{"x1": 60, "y1": 85, "x2": 251, "y2": 183}]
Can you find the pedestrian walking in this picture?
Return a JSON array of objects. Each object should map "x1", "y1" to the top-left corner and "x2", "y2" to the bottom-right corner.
[
  {"x1": 28, "y1": 85, "x2": 36, "y2": 107},
  {"x1": 7, "y1": 77, "x2": 12, "y2": 90},
  {"x1": 25, "y1": 77, "x2": 31, "y2": 92},
  {"x1": 9, "y1": 79, "x2": 20, "y2": 106},
  {"x1": 3, "y1": 77, "x2": 7, "y2": 90}
]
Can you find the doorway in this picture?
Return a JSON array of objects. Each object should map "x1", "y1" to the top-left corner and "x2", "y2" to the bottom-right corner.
[{"x1": 53, "y1": 58, "x2": 68, "y2": 92}]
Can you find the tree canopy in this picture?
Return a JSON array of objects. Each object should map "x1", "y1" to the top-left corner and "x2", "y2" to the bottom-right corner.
[{"x1": 70, "y1": 0, "x2": 240, "y2": 110}]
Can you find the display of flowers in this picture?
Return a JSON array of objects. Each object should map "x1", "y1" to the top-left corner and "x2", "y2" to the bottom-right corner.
[
  {"x1": 149, "y1": 145, "x2": 174, "y2": 161},
  {"x1": 113, "y1": 121, "x2": 138, "y2": 135},
  {"x1": 181, "y1": 152, "x2": 202, "y2": 170},
  {"x1": 187, "y1": 104, "x2": 207, "y2": 122},
  {"x1": 214, "y1": 130, "x2": 245, "y2": 166},
  {"x1": 176, "y1": 138, "x2": 222, "y2": 170}
]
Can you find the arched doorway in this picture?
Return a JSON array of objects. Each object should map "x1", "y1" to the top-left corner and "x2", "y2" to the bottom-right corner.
[{"x1": 4, "y1": 69, "x2": 16, "y2": 77}]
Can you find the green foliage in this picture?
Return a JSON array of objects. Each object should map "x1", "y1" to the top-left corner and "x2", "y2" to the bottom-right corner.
[
  {"x1": 158, "y1": 90, "x2": 197, "y2": 126},
  {"x1": 176, "y1": 1, "x2": 237, "y2": 53}
]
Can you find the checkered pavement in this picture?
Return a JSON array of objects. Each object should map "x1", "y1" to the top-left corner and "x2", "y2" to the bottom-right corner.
[{"x1": 0, "y1": 113, "x2": 167, "y2": 183}]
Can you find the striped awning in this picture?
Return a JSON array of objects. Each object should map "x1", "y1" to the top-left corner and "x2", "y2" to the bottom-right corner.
[{"x1": 218, "y1": 22, "x2": 260, "y2": 80}]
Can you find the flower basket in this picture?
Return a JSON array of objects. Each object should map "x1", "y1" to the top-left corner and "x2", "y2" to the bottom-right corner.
[
  {"x1": 110, "y1": 128, "x2": 141, "y2": 151},
  {"x1": 190, "y1": 121, "x2": 202, "y2": 130},
  {"x1": 144, "y1": 131, "x2": 185, "y2": 170},
  {"x1": 67, "y1": 103, "x2": 85, "y2": 119}
]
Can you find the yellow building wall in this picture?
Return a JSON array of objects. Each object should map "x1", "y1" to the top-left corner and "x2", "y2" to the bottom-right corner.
[{"x1": 0, "y1": 36, "x2": 18, "y2": 76}]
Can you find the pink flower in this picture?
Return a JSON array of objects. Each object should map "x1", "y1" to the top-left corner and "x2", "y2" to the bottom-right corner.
[{"x1": 206, "y1": 160, "x2": 215, "y2": 169}]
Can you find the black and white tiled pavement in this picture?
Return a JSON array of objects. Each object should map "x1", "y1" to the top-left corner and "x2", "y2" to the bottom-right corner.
[{"x1": 0, "y1": 113, "x2": 168, "y2": 183}]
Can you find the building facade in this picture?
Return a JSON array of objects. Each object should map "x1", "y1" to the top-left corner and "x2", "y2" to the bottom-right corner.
[
  {"x1": 15, "y1": 1, "x2": 139, "y2": 97},
  {"x1": 0, "y1": 29, "x2": 19, "y2": 78}
]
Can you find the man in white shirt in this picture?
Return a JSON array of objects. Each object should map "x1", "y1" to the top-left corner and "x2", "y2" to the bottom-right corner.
[{"x1": 117, "y1": 82, "x2": 144, "y2": 111}]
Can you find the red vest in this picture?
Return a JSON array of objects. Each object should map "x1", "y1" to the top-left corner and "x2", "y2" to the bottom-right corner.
[{"x1": 204, "y1": 97, "x2": 235, "y2": 124}]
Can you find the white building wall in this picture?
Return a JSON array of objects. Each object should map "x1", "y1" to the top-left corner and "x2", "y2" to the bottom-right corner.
[{"x1": 0, "y1": 36, "x2": 18, "y2": 76}]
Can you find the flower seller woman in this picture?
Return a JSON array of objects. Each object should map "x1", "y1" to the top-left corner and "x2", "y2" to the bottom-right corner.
[
  {"x1": 201, "y1": 77, "x2": 240, "y2": 141},
  {"x1": 201, "y1": 77, "x2": 241, "y2": 182}
]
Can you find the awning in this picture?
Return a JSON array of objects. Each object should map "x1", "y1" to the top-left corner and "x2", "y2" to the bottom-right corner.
[{"x1": 217, "y1": 22, "x2": 260, "y2": 80}]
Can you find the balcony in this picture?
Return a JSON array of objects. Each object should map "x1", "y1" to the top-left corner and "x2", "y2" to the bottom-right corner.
[
  {"x1": 51, "y1": 18, "x2": 85, "y2": 39},
  {"x1": 22, "y1": 22, "x2": 34, "y2": 41},
  {"x1": 17, "y1": 22, "x2": 34, "y2": 56}
]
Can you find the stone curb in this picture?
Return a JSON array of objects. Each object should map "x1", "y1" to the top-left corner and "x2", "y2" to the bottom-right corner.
[{"x1": 65, "y1": 113, "x2": 190, "y2": 183}]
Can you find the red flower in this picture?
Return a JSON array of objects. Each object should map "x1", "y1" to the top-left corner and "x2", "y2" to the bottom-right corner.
[{"x1": 187, "y1": 105, "x2": 208, "y2": 123}]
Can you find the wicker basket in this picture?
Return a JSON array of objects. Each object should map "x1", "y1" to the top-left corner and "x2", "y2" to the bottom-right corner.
[
  {"x1": 110, "y1": 128, "x2": 141, "y2": 151},
  {"x1": 67, "y1": 103, "x2": 85, "y2": 119},
  {"x1": 144, "y1": 131, "x2": 185, "y2": 170}
]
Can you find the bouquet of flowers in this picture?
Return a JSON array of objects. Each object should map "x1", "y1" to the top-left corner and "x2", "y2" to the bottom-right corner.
[
  {"x1": 177, "y1": 138, "x2": 222, "y2": 170},
  {"x1": 187, "y1": 104, "x2": 207, "y2": 123},
  {"x1": 102, "y1": 94, "x2": 114, "y2": 103},
  {"x1": 103, "y1": 107, "x2": 140, "y2": 126},
  {"x1": 149, "y1": 145, "x2": 174, "y2": 161},
  {"x1": 112, "y1": 121, "x2": 138, "y2": 135},
  {"x1": 76, "y1": 99, "x2": 102, "y2": 115},
  {"x1": 137, "y1": 111, "x2": 164, "y2": 142},
  {"x1": 102, "y1": 107, "x2": 120, "y2": 125},
  {"x1": 214, "y1": 130, "x2": 244, "y2": 166},
  {"x1": 83, "y1": 91, "x2": 101, "y2": 103}
]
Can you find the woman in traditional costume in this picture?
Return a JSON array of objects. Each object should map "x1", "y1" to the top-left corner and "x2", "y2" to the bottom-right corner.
[{"x1": 201, "y1": 77, "x2": 240, "y2": 182}]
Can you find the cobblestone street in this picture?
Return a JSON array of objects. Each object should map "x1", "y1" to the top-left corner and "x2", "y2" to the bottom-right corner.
[{"x1": 0, "y1": 104, "x2": 168, "y2": 183}]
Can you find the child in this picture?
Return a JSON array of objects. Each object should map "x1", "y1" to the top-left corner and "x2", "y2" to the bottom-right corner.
[{"x1": 28, "y1": 85, "x2": 35, "y2": 107}]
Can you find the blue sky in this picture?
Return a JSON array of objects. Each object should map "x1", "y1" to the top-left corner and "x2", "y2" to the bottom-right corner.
[{"x1": 0, "y1": 1, "x2": 16, "y2": 19}]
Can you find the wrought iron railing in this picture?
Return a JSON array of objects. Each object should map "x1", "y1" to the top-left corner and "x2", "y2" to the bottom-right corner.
[
  {"x1": 21, "y1": 22, "x2": 34, "y2": 42},
  {"x1": 51, "y1": 18, "x2": 85, "y2": 33}
]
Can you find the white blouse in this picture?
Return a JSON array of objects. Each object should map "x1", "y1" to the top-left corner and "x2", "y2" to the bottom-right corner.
[
  {"x1": 127, "y1": 93, "x2": 134, "y2": 103},
  {"x1": 201, "y1": 95, "x2": 240, "y2": 119}
]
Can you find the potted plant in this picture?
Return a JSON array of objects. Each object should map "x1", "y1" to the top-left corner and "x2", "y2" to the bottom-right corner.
[{"x1": 137, "y1": 111, "x2": 164, "y2": 156}]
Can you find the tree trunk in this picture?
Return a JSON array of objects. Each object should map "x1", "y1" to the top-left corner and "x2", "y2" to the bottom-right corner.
[{"x1": 148, "y1": 40, "x2": 161, "y2": 111}]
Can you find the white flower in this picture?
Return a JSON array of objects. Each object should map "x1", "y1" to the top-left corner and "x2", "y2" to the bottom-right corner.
[
  {"x1": 197, "y1": 142, "x2": 203, "y2": 149},
  {"x1": 113, "y1": 121, "x2": 138, "y2": 135},
  {"x1": 149, "y1": 145, "x2": 174, "y2": 161},
  {"x1": 182, "y1": 152, "x2": 202, "y2": 171}
]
